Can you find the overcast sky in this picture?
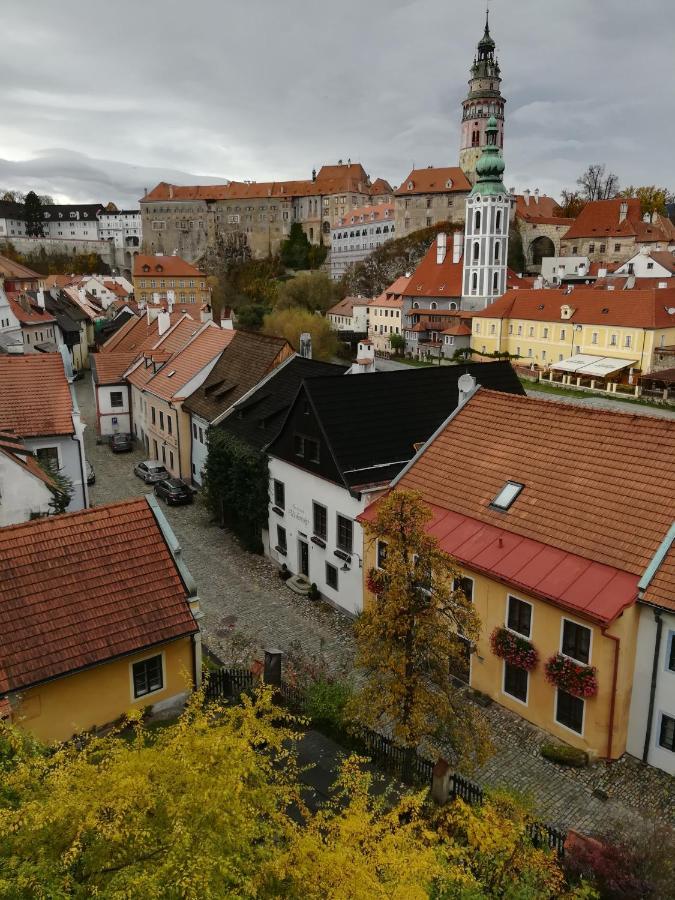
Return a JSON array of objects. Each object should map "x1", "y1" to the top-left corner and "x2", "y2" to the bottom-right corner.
[{"x1": 1, "y1": 0, "x2": 673, "y2": 207}]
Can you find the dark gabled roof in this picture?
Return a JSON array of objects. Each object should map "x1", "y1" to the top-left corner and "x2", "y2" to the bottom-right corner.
[
  {"x1": 183, "y1": 330, "x2": 293, "y2": 422},
  {"x1": 0, "y1": 200, "x2": 24, "y2": 219},
  {"x1": 217, "y1": 356, "x2": 347, "y2": 450},
  {"x1": 269, "y1": 362, "x2": 525, "y2": 491}
]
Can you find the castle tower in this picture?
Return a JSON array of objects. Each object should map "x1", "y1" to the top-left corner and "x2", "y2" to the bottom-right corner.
[
  {"x1": 462, "y1": 116, "x2": 510, "y2": 311},
  {"x1": 458, "y1": 10, "x2": 506, "y2": 185}
]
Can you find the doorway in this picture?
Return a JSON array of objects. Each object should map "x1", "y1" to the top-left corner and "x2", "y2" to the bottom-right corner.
[{"x1": 298, "y1": 539, "x2": 309, "y2": 578}]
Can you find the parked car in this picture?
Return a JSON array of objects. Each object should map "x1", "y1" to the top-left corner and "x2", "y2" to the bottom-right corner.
[
  {"x1": 86, "y1": 461, "x2": 96, "y2": 485},
  {"x1": 154, "y1": 477, "x2": 194, "y2": 506},
  {"x1": 110, "y1": 432, "x2": 133, "y2": 453},
  {"x1": 134, "y1": 460, "x2": 169, "y2": 484}
]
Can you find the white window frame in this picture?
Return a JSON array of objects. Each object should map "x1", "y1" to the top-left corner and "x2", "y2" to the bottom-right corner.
[
  {"x1": 33, "y1": 443, "x2": 63, "y2": 471},
  {"x1": 554, "y1": 687, "x2": 585, "y2": 737},
  {"x1": 505, "y1": 594, "x2": 533, "y2": 639},
  {"x1": 375, "y1": 539, "x2": 388, "y2": 570},
  {"x1": 129, "y1": 650, "x2": 166, "y2": 702},
  {"x1": 560, "y1": 616, "x2": 593, "y2": 666},
  {"x1": 502, "y1": 660, "x2": 529, "y2": 707}
]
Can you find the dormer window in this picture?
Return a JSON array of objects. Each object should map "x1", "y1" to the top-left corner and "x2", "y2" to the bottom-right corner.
[
  {"x1": 155, "y1": 264, "x2": 163, "y2": 272},
  {"x1": 407, "y1": 181, "x2": 414, "y2": 191},
  {"x1": 445, "y1": 179, "x2": 453, "y2": 189},
  {"x1": 490, "y1": 481, "x2": 524, "y2": 511}
]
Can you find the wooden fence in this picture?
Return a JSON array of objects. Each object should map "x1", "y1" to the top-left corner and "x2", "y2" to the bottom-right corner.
[{"x1": 206, "y1": 668, "x2": 567, "y2": 856}]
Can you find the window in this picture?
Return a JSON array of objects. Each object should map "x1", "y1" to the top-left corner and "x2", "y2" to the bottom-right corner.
[
  {"x1": 504, "y1": 663, "x2": 528, "y2": 703},
  {"x1": 471, "y1": 272, "x2": 478, "y2": 292},
  {"x1": 169, "y1": 451, "x2": 174, "y2": 470},
  {"x1": 543, "y1": 327, "x2": 549, "y2": 339},
  {"x1": 624, "y1": 335, "x2": 632, "y2": 348},
  {"x1": 159, "y1": 411, "x2": 164, "y2": 431},
  {"x1": 453, "y1": 575, "x2": 474, "y2": 602},
  {"x1": 562, "y1": 619, "x2": 591, "y2": 664},
  {"x1": 589, "y1": 243, "x2": 595, "y2": 253},
  {"x1": 474, "y1": 210, "x2": 481, "y2": 230},
  {"x1": 326, "y1": 563, "x2": 338, "y2": 591},
  {"x1": 560, "y1": 328, "x2": 566, "y2": 340},
  {"x1": 294, "y1": 434, "x2": 320, "y2": 463},
  {"x1": 528, "y1": 326, "x2": 534, "y2": 337},
  {"x1": 659, "y1": 714, "x2": 675, "y2": 752},
  {"x1": 507, "y1": 596, "x2": 532, "y2": 637},
  {"x1": 556, "y1": 689, "x2": 584, "y2": 733},
  {"x1": 313, "y1": 502, "x2": 327, "y2": 539},
  {"x1": 151, "y1": 407, "x2": 156, "y2": 425},
  {"x1": 276, "y1": 525, "x2": 287, "y2": 554},
  {"x1": 668, "y1": 632, "x2": 675, "y2": 672},
  {"x1": 496, "y1": 210, "x2": 502, "y2": 231},
  {"x1": 108, "y1": 390, "x2": 124, "y2": 408},
  {"x1": 336, "y1": 515, "x2": 353, "y2": 553},
  {"x1": 490, "y1": 481, "x2": 524, "y2": 511},
  {"x1": 591, "y1": 332, "x2": 598, "y2": 345},
  {"x1": 610, "y1": 334, "x2": 617, "y2": 346},
  {"x1": 132, "y1": 655, "x2": 163, "y2": 699},
  {"x1": 35, "y1": 446, "x2": 59, "y2": 468},
  {"x1": 273, "y1": 479, "x2": 285, "y2": 510},
  {"x1": 376, "y1": 540, "x2": 388, "y2": 569},
  {"x1": 473, "y1": 241, "x2": 480, "y2": 262},
  {"x1": 599, "y1": 243, "x2": 606, "y2": 253}
]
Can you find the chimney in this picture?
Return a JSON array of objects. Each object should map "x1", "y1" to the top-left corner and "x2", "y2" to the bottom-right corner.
[
  {"x1": 523, "y1": 189, "x2": 531, "y2": 206},
  {"x1": 166, "y1": 289, "x2": 175, "y2": 313},
  {"x1": 457, "y1": 372, "x2": 477, "y2": 407},
  {"x1": 618, "y1": 201, "x2": 628, "y2": 223},
  {"x1": 157, "y1": 310, "x2": 171, "y2": 335},
  {"x1": 436, "y1": 232, "x2": 447, "y2": 265},
  {"x1": 220, "y1": 315, "x2": 233, "y2": 330},
  {"x1": 144, "y1": 187, "x2": 148, "y2": 197},
  {"x1": 534, "y1": 188, "x2": 540, "y2": 204},
  {"x1": 299, "y1": 332, "x2": 312, "y2": 359},
  {"x1": 169, "y1": 185, "x2": 174, "y2": 200},
  {"x1": 534, "y1": 275, "x2": 544, "y2": 290},
  {"x1": 578, "y1": 262, "x2": 588, "y2": 277},
  {"x1": 36, "y1": 290, "x2": 45, "y2": 309},
  {"x1": 452, "y1": 232, "x2": 464, "y2": 264},
  {"x1": 147, "y1": 305, "x2": 161, "y2": 323}
]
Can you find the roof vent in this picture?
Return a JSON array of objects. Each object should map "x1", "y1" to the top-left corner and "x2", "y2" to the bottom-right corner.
[
  {"x1": 490, "y1": 481, "x2": 524, "y2": 511},
  {"x1": 602, "y1": 307, "x2": 609, "y2": 314}
]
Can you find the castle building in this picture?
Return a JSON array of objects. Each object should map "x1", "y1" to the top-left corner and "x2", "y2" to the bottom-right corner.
[
  {"x1": 462, "y1": 116, "x2": 511, "y2": 310},
  {"x1": 458, "y1": 11, "x2": 506, "y2": 185}
]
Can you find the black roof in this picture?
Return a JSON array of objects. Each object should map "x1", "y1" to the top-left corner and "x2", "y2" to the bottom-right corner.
[
  {"x1": 217, "y1": 356, "x2": 347, "y2": 450},
  {"x1": 268, "y1": 362, "x2": 525, "y2": 492},
  {"x1": 0, "y1": 200, "x2": 24, "y2": 219}
]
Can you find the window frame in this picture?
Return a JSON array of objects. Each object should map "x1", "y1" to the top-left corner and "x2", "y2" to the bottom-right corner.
[
  {"x1": 506, "y1": 595, "x2": 533, "y2": 639},
  {"x1": 336, "y1": 514, "x2": 353, "y2": 554},
  {"x1": 666, "y1": 630, "x2": 675, "y2": 673},
  {"x1": 376, "y1": 539, "x2": 388, "y2": 570},
  {"x1": 503, "y1": 661, "x2": 529, "y2": 705},
  {"x1": 555, "y1": 688, "x2": 585, "y2": 735},
  {"x1": 560, "y1": 617, "x2": 592, "y2": 666},
  {"x1": 276, "y1": 524, "x2": 287, "y2": 555},
  {"x1": 658, "y1": 712, "x2": 675, "y2": 753},
  {"x1": 109, "y1": 390, "x2": 124, "y2": 409},
  {"x1": 34, "y1": 445, "x2": 61, "y2": 470},
  {"x1": 273, "y1": 479, "x2": 285, "y2": 510},
  {"x1": 313, "y1": 501, "x2": 327, "y2": 540},
  {"x1": 453, "y1": 575, "x2": 474, "y2": 603},
  {"x1": 130, "y1": 652, "x2": 164, "y2": 700},
  {"x1": 325, "y1": 562, "x2": 338, "y2": 591}
]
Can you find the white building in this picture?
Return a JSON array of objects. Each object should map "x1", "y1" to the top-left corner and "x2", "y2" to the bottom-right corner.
[
  {"x1": 39, "y1": 204, "x2": 103, "y2": 240},
  {"x1": 98, "y1": 208, "x2": 142, "y2": 250},
  {"x1": 326, "y1": 296, "x2": 369, "y2": 333},
  {"x1": 330, "y1": 203, "x2": 395, "y2": 280},
  {"x1": 462, "y1": 116, "x2": 510, "y2": 311},
  {"x1": 0, "y1": 200, "x2": 26, "y2": 239},
  {"x1": 0, "y1": 432, "x2": 55, "y2": 525},
  {"x1": 614, "y1": 247, "x2": 675, "y2": 280},
  {"x1": 626, "y1": 526, "x2": 675, "y2": 775}
]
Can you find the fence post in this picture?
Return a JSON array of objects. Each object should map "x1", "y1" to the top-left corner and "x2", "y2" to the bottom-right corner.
[
  {"x1": 431, "y1": 758, "x2": 451, "y2": 805},
  {"x1": 263, "y1": 649, "x2": 283, "y2": 687}
]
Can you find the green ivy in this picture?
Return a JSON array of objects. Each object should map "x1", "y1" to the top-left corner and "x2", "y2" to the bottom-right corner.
[{"x1": 202, "y1": 430, "x2": 269, "y2": 553}]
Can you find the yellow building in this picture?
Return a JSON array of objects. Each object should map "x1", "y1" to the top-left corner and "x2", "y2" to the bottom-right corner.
[
  {"x1": 471, "y1": 286, "x2": 675, "y2": 380},
  {"x1": 361, "y1": 387, "x2": 675, "y2": 760},
  {"x1": 0, "y1": 497, "x2": 202, "y2": 744},
  {"x1": 133, "y1": 254, "x2": 211, "y2": 309}
]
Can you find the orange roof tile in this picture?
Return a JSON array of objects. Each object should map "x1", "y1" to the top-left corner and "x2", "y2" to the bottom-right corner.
[
  {"x1": 395, "y1": 167, "x2": 471, "y2": 196},
  {"x1": 90, "y1": 352, "x2": 139, "y2": 385},
  {"x1": 563, "y1": 198, "x2": 675, "y2": 244},
  {"x1": 0, "y1": 354, "x2": 73, "y2": 437},
  {"x1": 99, "y1": 311, "x2": 190, "y2": 354},
  {"x1": 515, "y1": 194, "x2": 574, "y2": 227},
  {"x1": 6, "y1": 293, "x2": 56, "y2": 326},
  {"x1": 441, "y1": 324, "x2": 472, "y2": 336},
  {"x1": 370, "y1": 178, "x2": 394, "y2": 196},
  {"x1": 0, "y1": 254, "x2": 41, "y2": 280},
  {"x1": 643, "y1": 539, "x2": 675, "y2": 612},
  {"x1": 143, "y1": 324, "x2": 235, "y2": 401},
  {"x1": 134, "y1": 254, "x2": 206, "y2": 279},
  {"x1": 337, "y1": 203, "x2": 394, "y2": 226},
  {"x1": 474, "y1": 286, "x2": 675, "y2": 329},
  {"x1": 403, "y1": 237, "x2": 464, "y2": 297},
  {"x1": 0, "y1": 498, "x2": 197, "y2": 695},
  {"x1": 390, "y1": 390, "x2": 675, "y2": 621},
  {"x1": 327, "y1": 296, "x2": 369, "y2": 317}
]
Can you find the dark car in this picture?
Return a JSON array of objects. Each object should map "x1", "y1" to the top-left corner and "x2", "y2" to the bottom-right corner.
[
  {"x1": 134, "y1": 460, "x2": 169, "y2": 483},
  {"x1": 154, "y1": 477, "x2": 194, "y2": 506},
  {"x1": 110, "y1": 432, "x2": 133, "y2": 453}
]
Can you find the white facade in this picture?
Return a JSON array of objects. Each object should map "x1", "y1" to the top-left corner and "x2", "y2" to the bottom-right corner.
[
  {"x1": 41, "y1": 209, "x2": 100, "y2": 240},
  {"x1": 0, "y1": 284, "x2": 23, "y2": 350},
  {"x1": 0, "y1": 452, "x2": 53, "y2": 525},
  {"x1": 267, "y1": 457, "x2": 383, "y2": 615},
  {"x1": 541, "y1": 256, "x2": 593, "y2": 284},
  {"x1": 327, "y1": 301, "x2": 369, "y2": 333},
  {"x1": 330, "y1": 205, "x2": 396, "y2": 280},
  {"x1": 614, "y1": 248, "x2": 674, "y2": 280},
  {"x1": 190, "y1": 414, "x2": 210, "y2": 485},
  {"x1": 627, "y1": 603, "x2": 675, "y2": 775},
  {"x1": 98, "y1": 210, "x2": 142, "y2": 250},
  {"x1": 25, "y1": 431, "x2": 87, "y2": 512},
  {"x1": 0, "y1": 212, "x2": 26, "y2": 238},
  {"x1": 462, "y1": 192, "x2": 510, "y2": 310},
  {"x1": 96, "y1": 383, "x2": 131, "y2": 437}
]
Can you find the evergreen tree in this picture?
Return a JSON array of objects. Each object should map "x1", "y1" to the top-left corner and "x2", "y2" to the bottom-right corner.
[{"x1": 23, "y1": 191, "x2": 45, "y2": 238}]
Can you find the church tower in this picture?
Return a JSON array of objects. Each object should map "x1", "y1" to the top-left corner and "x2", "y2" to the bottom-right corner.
[
  {"x1": 458, "y1": 10, "x2": 506, "y2": 185},
  {"x1": 462, "y1": 116, "x2": 510, "y2": 311}
]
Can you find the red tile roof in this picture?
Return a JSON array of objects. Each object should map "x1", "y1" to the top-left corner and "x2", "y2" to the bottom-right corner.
[
  {"x1": 0, "y1": 498, "x2": 198, "y2": 695},
  {"x1": 474, "y1": 286, "x2": 675, "y2": 329},
  {"x1": 6, "y1": 293, "x2": 56, "y2": 326},
  {"x1": 134, "y1": 254, "x2": 206, "y2": 279},
  {"x1": 99, "y1": 310, "x2": 191, "y2": 354},
  {"x1": 563, "y1": 198, "x2": 675, "y2": 243},
  {"x1": 144, "y1": 324, "x2": 235, "y2": 401},
  {"x1": 327, "y1": 296, "x2": 369, "y2": 317},
  {"x1": 515, "y1": 194, "x2": 574, "y2": 227},
  {"x1": 0, "y1": 254, "x2": 41, "y2": 280},
  {"x1": 90, "y1": 352, "x2": 139, "y2": 385},
  {"x1": 380, "y1": 389, "x2": 675, "y2": 623},
  {"x1": 643, "y1": 539, "x2": 675, "y2": 613},
  {"x1": 126, "y1": 317, "x2": 206, "y2": 390},
  {"x1": 370, "y1": 178, "x2": 394, "y2": 196},
  {"x1": 0, "y1": 354, "x2": 74, "y2": 437},
  {"x1": 395, "y1": 167, "x2": 471, "y2": 196},
  {"x1": 337, "y1": 203, "x2": 394, "y2": 226},
  {"x1": 441, "y1": 324, "x2": 472, "y2": 336}
]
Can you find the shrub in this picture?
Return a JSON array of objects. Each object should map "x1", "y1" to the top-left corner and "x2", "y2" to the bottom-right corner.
[
  {"x1": 541, "y1": 742, "x2": 588, "y2": 767},
  {"x1": 308, "y1": 582, "x2": 320, "y2": 601},
  {"x1": 304, "y1": 678, "x2": 353, "y2": 736}
]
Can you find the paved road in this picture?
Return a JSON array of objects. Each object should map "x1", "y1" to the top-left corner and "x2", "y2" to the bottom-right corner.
[{"x1": 75, "y1": 374, "x2": 673, "y2": 834}]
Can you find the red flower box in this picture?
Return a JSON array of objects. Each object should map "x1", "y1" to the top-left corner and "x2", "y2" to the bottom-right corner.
[
  {"x1": 489, "y1": 627, "x2": 539, "y2": 671},
  {"x1": 366, "y1": 567, "x2": 386, "y2": 595},
  {"x1": 545, "y1": 654, "x2": 598, "y2": 698}
]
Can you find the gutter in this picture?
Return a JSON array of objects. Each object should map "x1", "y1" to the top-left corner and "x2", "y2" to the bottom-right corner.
[
  {"x1": 600, "y1": 626, "x2": 621, "y2": 760},
  {"x1": 642, "y1": 610, "x2": 663, "y2": 764}
]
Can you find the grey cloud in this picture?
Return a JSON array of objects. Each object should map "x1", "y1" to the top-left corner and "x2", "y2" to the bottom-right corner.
[{"x1": 0, "y1": 0, "x2": 673, "y2": 206}]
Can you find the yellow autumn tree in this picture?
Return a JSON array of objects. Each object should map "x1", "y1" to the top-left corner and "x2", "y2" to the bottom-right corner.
[{"x1": 350, "y1": 489, "x2": 491, "y2": 769}]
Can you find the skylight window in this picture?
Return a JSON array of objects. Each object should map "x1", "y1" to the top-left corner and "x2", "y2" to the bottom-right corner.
[
  {"x1": 167, "y1": 370, "x2": 176, "y2": 377},
  {"x1": 490, "y1": 481, "x2": 524, "y2": 511}
]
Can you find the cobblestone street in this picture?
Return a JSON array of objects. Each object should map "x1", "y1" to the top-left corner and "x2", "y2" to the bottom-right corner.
[{"x1": 75, "y1": 374, "x2": 673, "y2": 834}]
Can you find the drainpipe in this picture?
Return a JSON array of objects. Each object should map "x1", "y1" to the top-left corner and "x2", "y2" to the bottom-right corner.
[
  {"x1": 601, "y1": 626, "x2": 621, "y2": 760},
  {"x1": 170, "y1": 401, "x2": 182, "y2": 479},
  {"x1": 642, "y1": 610, "x2": 663, "y2": 763}
]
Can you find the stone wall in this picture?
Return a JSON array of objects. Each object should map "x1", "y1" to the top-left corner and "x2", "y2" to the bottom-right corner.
[
  {"x1": 3, "y1": 236, "x2": 119, "y2": 269},
  {"x1": 394, "y1": 192, "x2": 468, "y2": 236}
]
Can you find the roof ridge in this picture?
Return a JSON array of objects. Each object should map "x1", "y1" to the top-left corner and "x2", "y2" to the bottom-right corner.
[{"x1": 0, "y1": 497, "x2": 148, "y2": 535}]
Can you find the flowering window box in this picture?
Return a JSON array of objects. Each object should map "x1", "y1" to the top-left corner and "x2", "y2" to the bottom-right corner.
[
  {"x1": 489, "y1": 626, "x2": 539, "y2": 671},
  {"x1": 545, "y1": 653, "x2": 598, "y2": 698},
  {"x1": 366, "y1": 567, "x2": 387, "y2": 596}
]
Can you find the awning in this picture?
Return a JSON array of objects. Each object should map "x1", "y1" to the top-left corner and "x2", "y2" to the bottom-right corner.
[{"x1": 551, "y1": 354, "x2": 637, "y2": 377}]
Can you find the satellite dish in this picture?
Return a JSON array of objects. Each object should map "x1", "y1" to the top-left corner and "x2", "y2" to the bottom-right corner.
[
  {"x1": 667, "y1": 307, "x2": 675, "y2": 315},
  {"x1": 458, "y1": 373, "x2": 477, "y2": 395}
]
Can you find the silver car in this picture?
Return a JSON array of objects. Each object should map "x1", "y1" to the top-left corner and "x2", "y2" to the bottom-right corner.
[{"x1": 134, "y1": 460, "x2": 169, "y2": 483}]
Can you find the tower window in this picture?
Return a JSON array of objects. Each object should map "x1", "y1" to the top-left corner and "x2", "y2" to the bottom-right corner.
[
  {"x1": 493, "y1": 272, "x2": 499, "y2": 292},
  {"x1": 473, "y1": 241, "x2": 480, "y2": 262},
  {"x1": 475, "y1": 210, "x2": 481, "y2": 231},
  {"x1": 471, "y1": 272, "x2": 478, "y2": 293},
  {"x1": 496, "y1": 210, "x2": 502, "y2": 231},
  {"x1": 494, "y1": 244, "x2": 500, "y2": 262}
]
